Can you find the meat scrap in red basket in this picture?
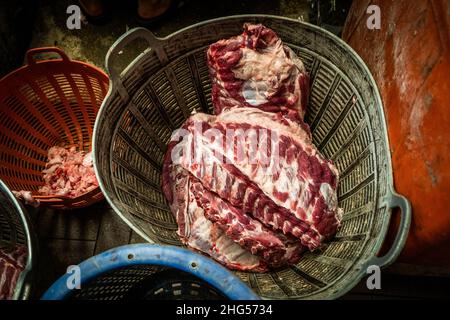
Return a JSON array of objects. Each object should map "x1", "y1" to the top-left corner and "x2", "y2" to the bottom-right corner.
[
  {"x1": 13, "y1": 146, "x2": 99, "y2": 206},
  {"x1": 162, "y1": 23, "x2": 342, "y2": 272},
  {"x1": 0, "y1": 245, "x2": 27, "y2": 300}
]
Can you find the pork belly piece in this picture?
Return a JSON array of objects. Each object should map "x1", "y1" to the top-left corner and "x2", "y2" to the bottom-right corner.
[{"x1": 207, "y1": 23, "x2": 309, "y2": 117}]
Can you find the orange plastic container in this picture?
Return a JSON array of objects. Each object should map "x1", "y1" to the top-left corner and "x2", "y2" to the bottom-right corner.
[
  {"x1": 343, "y1": 0, "x2": 450, "y2": 266},
  {"x1": 0, "y1": 47, "x2": 109, "y2": 209}
]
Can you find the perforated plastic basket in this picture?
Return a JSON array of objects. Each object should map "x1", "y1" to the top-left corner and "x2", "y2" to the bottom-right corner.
[
  {"x1": 0, "y1": 179, "x2": 36, "y2": 299},
  {"x1": 93, "y1": 15, "x2": 411, "y2": 299},
  {"x1": 0, "y1": 47, "x2": 108, "y2": 209},
  {"x1": 41, "y1": 244, "x2": 259, "y2": 300}
]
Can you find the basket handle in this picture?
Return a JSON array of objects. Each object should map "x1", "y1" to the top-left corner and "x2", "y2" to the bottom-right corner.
[
  {"x1": 363, "y1": 190, "x2": 411, "y2": 270},
  {"x1": 105, "y1": 27, "x2": 166, "y2": 100},
  {"x1": 14, "y1": 270, "x2": 33, "y2": 300},
  {"x1": 26, "y1": 47, "x2": 70, "y2": 65}
]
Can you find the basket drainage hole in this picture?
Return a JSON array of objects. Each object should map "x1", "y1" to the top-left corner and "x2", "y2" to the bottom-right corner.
[
  {"x1": 127, "y1": 254, "x2": 134, "y2": 260},
  {"x1": 190, "y1": 262, "x2": 198, "y2": 269}
]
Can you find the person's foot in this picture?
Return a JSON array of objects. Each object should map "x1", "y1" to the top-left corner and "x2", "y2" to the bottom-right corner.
[
  {"x1": 78, "y1": 0, "x2": 105, "y2": 19},
  {"x1": 137, "y1": 0, "x2": 173, "y2": 21}
]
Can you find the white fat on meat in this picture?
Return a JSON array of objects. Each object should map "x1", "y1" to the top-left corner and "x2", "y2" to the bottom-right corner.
[
  {"x1": 167, "y1": 165, "x2": 266, "y2": 272},
  {"x1": 234, "y1": 44, "x2": 294, "y2": 106}
]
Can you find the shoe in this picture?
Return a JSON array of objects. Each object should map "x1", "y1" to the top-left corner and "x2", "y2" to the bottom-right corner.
[
  {"x1": 135, "y1": 0, "x2": 178, "y2": 26},
  {"x1": 78, "y1": 0, "x2": 109, "y2": 25}
]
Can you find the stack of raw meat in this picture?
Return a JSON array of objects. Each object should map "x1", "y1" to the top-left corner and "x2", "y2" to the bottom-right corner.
[
  {"x1": 14, "y1": 146, "x2": 98, "y2": 206},
  {"x1": 162, "y1": 24, "x2": 342, "y2": 272},
  {"x1": 0, "y1": 245, "x2": 27, "y2": 300},
  {"x1": 38, "y1": 146, "x2": 98, "y2": 197}
]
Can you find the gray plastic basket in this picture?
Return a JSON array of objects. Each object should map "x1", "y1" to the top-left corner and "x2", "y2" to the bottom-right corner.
[
  {"x1": 0, "y1": 179, "x2": 36, "y2": 299},
  {"x1": 93, "y1": 15, "x2": 411, "y2": 299}
]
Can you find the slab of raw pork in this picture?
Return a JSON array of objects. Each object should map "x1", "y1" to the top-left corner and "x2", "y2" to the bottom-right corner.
[
  {"x1": 164, "y1": 164, "x2": 268, "y2": 272},
  {"x1": 0, "y1": 245, "x2": 27, "y2": 300},
  {"x1": 164, "y1": 162, "x2": 304, "y2": 271},
  {"x1": 12, "y1": 191, "x2": 40, "y2": 207},
  {"x1": 207, "y1": 23, "x2": 309, "y2": 117},
  {"x1": 192, "y1": 179, "x2": 304, "y2": 267},
  {"x1": 162, "y1": 24, "x2": 341, "y2": 272},
  {"x1": 167, "y1": 108, "x2": 341, "y2": 251}
]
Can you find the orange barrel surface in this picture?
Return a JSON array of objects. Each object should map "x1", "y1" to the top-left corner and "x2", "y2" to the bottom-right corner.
[{"x1": 342, "y1": 0, "x2": 450, "y2": 266}]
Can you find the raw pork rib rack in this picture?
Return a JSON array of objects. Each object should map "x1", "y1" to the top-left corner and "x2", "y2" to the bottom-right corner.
[{"x1": 162, "y1": 23, "x2": 342, "y2": 272}]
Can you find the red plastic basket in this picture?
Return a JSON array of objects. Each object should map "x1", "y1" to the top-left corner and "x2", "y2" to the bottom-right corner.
[{"x1": 0, "y1": 47, "x2": 109, "y2": 209}]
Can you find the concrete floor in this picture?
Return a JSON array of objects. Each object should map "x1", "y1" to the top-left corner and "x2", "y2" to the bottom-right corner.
[
  {"x1": 29, "y1": 0, "x2": 315, "y2": 298},
  {"x1": 14, "y1": 0, "x2": 450, "y2": 300},
  {"x1": 29, "y1": 0, "x2": 310, "y2": 71}
]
